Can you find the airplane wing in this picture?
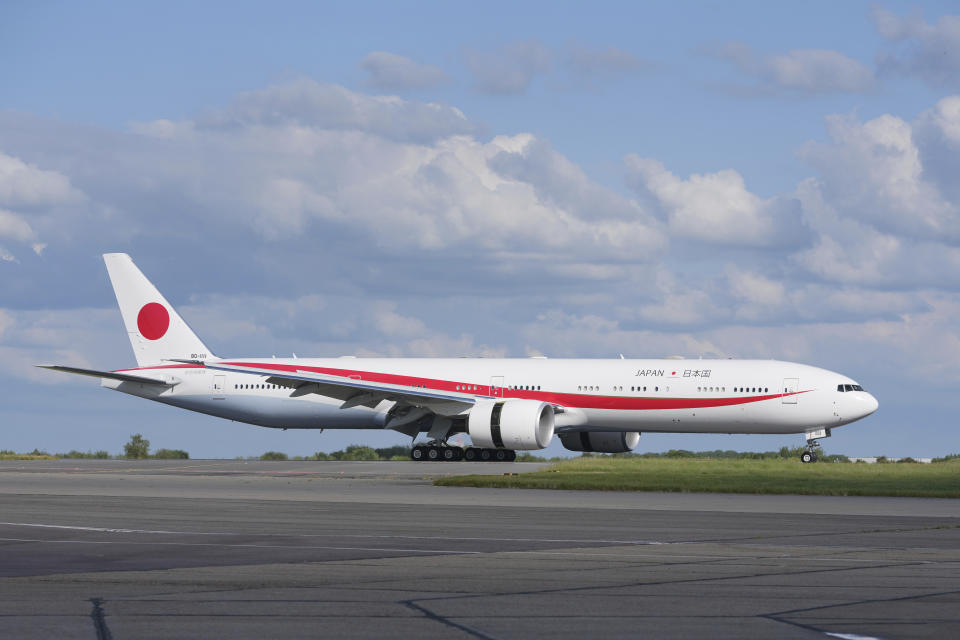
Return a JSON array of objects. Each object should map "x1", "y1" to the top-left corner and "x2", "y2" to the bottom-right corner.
[
  {"x1": 204, "y1": 362, "x2": 476, "y2": 417},
  {"x1": 36, "y1": 365, "x2": 179, "y2": 386}
]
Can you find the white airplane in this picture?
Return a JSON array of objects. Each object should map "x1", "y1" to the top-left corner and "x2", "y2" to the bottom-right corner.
[{"x1": 40, "y1": 254, "x2": 878, "y2": 463}]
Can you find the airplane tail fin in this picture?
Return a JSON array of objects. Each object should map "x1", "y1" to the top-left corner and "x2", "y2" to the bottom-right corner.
[{"x1": 103, "y1": 253, "x2": 216, "y2": 367}]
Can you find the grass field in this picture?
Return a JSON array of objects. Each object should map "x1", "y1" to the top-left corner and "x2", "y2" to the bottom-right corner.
[{"x1": 435, "y1": 456, "x2": 960, "y2": 498}]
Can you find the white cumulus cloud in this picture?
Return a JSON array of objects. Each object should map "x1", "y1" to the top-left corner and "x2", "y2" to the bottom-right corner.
[
  {"x1": 799, "y1": 112, "x2": 957, "y2": 241},
  {"x1": 624, "y1": 156, "x2": 806, "y2": 247},
  {"x1": 0, "y1": 152, "x2": 83, "y2": 207}
]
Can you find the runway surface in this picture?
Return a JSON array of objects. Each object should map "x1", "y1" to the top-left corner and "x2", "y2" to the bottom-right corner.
[{"x1": 1, "y1": 459, "x2": 958, "y2": 639}]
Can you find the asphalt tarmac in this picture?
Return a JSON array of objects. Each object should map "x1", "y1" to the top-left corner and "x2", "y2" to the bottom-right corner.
[{"x1": 1, "y1": 459, "x2": 958, "y2": 639}]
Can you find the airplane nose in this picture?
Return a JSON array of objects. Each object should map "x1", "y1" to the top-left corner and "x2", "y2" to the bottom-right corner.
[{"x1": 862, "y1": 393, "x2": 879, "y2": 417}]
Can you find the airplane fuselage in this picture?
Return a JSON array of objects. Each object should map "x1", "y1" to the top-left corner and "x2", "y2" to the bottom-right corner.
[{"x1": 106, "y1": 357, "x2": 878, "y2": 436}]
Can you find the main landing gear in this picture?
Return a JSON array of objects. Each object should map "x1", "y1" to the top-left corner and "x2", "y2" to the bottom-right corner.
[{"x1": 410, "y1": 445, "x2": 517, "y2": 462}]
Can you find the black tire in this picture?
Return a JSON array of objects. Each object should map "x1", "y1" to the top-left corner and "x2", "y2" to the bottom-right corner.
[
  {"x1": 442, "y1": 448, "x2": 457, "y2": 461},
  {"x1": 800, "y1": 451, "x2": 814, "y2": 464},
  {"x1": 494, "y1": 449, "x2": 507, "y2": 461},
  {"x1": 411, "y1": 446, "x2": 425, "y2": 461},
  {"x1": 464, "y1": 448, "x2": 478, "y2": 461},
  {"x1": 506, "y1": 450, "x2": 517, "y2": 462},
  {"x1": 427, "y1": 446, "x2": 440, "y2": 461},
  {"x1": 480, "y1": 448, "x2": 492, "y2": 461}
]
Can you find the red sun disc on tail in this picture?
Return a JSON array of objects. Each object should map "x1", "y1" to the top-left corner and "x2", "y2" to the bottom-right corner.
[{"x1": 137, "y1": 303, "x2": 169, "y2": 340}]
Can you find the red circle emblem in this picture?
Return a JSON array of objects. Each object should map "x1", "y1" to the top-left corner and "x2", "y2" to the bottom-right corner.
[{"x1": 137, "y1": 303, "x2": 170, "y2": 340}]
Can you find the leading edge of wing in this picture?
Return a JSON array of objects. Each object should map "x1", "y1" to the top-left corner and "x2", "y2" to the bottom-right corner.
[{"x1": 204, "y1": 361, "x2": 477, "y2": 414}]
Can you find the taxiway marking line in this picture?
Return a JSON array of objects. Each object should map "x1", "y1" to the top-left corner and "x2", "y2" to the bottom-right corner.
[
  {"x1": 0, "y1": 522, "x2": 665, "y2": 545},
  {"x1": 0, "y1": 537, "x2": 481, "y2": 555}
]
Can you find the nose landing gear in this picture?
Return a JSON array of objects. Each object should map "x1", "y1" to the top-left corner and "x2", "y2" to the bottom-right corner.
[{"x1": 800, "y1": 428, "x2": 831, "y2": 463}]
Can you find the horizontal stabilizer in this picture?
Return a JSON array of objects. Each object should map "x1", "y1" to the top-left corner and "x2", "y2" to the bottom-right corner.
[{"x1": 36, "y1": 365, "x2": 179, "y2": 386}]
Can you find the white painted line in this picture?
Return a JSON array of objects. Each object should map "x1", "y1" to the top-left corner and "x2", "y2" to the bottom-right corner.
[
  {"x1": 0, "y1": 537, "x2": 481, "y2": 555},
  {"x1": 0, "y1": 522, "x2": 666, "y2": 545}
]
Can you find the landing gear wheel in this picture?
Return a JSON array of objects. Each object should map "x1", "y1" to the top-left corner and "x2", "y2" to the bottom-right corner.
[
  {"x1": 800, "y1": 451, "x2": 814, "y2": 464},
  {"x1": 506, "y1": 450, "x2": 517, "y2": 462},
  {"x1": 411, "y1": 446, "x2": 426, "y2": 461},
  {"x1": 426, "y1": 446, "x2": 440, "y2": 461},
  {"x1": 464, "y1": 447, "x2": 479, "y2": 461},
  {"x1": 442, "y1": 447, "x2": 459, "y2": 461},
  {"x1": 494, "y1": 449, "x2": 508, "y2": 461},
  {"x1": 479, "y1": 448, "x2": 492, "y2": 461}
]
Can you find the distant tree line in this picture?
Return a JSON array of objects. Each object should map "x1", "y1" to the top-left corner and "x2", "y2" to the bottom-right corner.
[
  {"x1": 5, "y1": 440, "x2": 959, "y2": 463},
  {"x1": 255, "y1": 445, "x2": 412, "y2": 462},
  {"x1": 0, "y1": 434, "x2": 191, "y2": 460}
]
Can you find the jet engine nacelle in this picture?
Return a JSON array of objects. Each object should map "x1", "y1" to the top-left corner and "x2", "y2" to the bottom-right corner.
[
  {"x1": 559, "y1": 431, "x2": 640, "y2": 453},
  {"x1": 468, "y1": 399, "x2": 555, "y2": 450}
]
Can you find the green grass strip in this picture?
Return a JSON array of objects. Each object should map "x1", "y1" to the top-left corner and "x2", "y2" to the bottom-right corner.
[{"x1": 434, "y1": 457, "x2": 960, "y2": 498}]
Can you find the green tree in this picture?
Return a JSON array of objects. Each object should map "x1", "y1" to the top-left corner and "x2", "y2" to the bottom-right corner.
[
  {"x1": 260, "y1": 451, "x2": 288, "y2": 461},
  {"x1": 154, "y1": 448, "x2": 189, "y2": 459},
  {"x1": 123, "y1": 434, "x2": 150, "y2": 459},
  {"x1": 374, "y1": 445, "x2": 410, "y2": 460},
  {"x1": 338, "y1": 445, "x2": 378, "y2": 461}
]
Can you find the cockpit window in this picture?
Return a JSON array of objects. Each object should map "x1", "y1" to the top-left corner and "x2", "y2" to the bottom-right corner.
[{"x1": 838, "y1": 384, "x2": 866, "y2": 392}]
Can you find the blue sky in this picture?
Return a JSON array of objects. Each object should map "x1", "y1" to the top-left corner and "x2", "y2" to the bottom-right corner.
[{"x1": 1, "y1": 1, "x2": 959, "y2": 458}]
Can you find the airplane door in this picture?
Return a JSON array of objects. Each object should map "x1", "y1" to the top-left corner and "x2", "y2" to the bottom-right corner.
[
  {"x1": 782, "y1": 378, "x2": 798, "y2": 404},
  {"x1": 490, "y1": 376, "x2": 504, "y2": 397},
  {"x1": 212, "y1": 375, "x2": 226, "y2": 400}
]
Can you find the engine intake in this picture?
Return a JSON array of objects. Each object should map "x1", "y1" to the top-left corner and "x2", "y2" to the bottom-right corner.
[
  {"x1": 559, "y1": 431, "x2": 640, "y2": 453},
  {"x1": 468, "y1": 399, "x2": 554, "y2": 450}
]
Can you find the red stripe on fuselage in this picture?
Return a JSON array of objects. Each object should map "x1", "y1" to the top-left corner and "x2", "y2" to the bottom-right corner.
[{"x1": 218, "y1": 361, "x2": 811, "y2": 411}]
